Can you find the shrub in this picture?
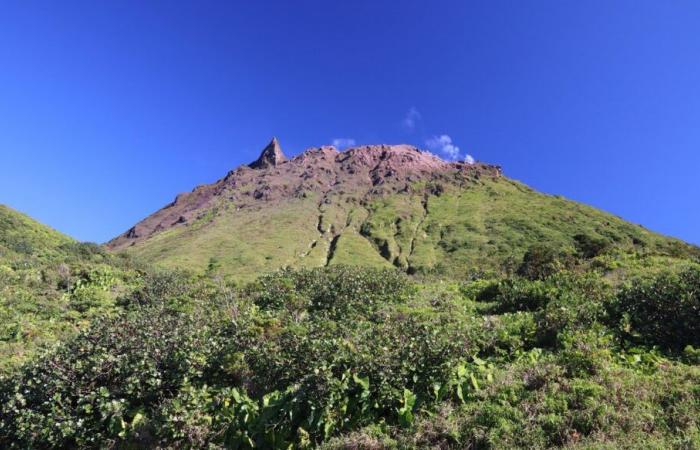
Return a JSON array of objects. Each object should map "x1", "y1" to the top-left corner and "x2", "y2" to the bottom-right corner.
[
  {"x1": 573, "y1": 233, "x2": 610, "y2": 259},
  {"x1": 535, "y1": 273, "x2": 612, "y2": 347},
  {"x1": 59, "y1": 242, "x2": 108, "y2": 260},
  {"x1": 479, "y1": 278, "x2": 553, "y2": 313},
  {"x1": 0, "y1": 298, "x2": 228, "y2": 449},
  {"x1": 3, "y1": 264, "x2": 700, "y2": 449},
  {"x1": 517, "y1": 245, "x2": 563, "y2": 280},
  {"x1": 117, "y1": 269, "x2": 213, "y2": 312},
  {"x1": 248, "y1": 265, "x2": 413, "y2": 319},
  {"x1": 69, "y1": 284, "x2": 113, "y2": 312},
  {"x1": 616, "y1": 267, "x2": 700, "y2": 350},
  {"x1": 476, "y1": 273, "x2": 612, "y2": 348}
]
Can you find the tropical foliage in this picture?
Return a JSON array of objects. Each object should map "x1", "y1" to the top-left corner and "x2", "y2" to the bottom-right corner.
[
  {"x1": 2, "y1": 258, "x2": 700, "y2": 448},
  {"x1": 2, "y1": 202, "x2": 700, "y2": 448}
]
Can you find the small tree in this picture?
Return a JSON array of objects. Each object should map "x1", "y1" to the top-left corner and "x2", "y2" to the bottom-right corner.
[
  {"x1": 573, "y1": 233, "x2": 610, "y2": 259},
  {"x1": 616, "y1": 267, "x2": 700, "y2": 350},
  {"x1": 517, "y1": 244, "x2": 561, "y2": 280}
]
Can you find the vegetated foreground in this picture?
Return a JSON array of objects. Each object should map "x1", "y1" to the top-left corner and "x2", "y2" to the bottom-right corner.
[{"x1": 2, "y1": 254, "x2": 700, "y2": 448}]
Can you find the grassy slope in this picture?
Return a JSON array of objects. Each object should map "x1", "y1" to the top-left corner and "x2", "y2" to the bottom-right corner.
[
  {"x1": 0, "y1": 205, "x2": 139, "y2": 372},
  {"x1": 0, "y1": 204, "x2": 72, "y2": 254},
  {"x1": 121, "y1": 177, "x2": 697, "y2": 281},
  {"x1": 131, "y1": 196, "x2": 324, "y2": 280},
  {"x1": 399, "y1": 178, "x2": 689, "y2": 275}
]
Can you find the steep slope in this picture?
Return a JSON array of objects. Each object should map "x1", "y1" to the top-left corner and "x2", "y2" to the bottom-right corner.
[
  {"x1": 0, "y1": 205, "x2": 138, "y2": 372},
  {"x1": 107, "y1": 139, "x2": 698, "y2": 280},
  {"x1": 0, "y1": 204, "x2": 73, "y2": 255}
]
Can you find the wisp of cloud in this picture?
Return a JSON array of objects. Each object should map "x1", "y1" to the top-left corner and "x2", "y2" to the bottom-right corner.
[
  {"x1": 402, "y1": 107, "x2": 421, "y2": 131},
  {"x1": 426, "y1": 134, "x2": 460, "y2": 159},
  {"x1": 426, "y1": 134, "x2": 475, "y2": 164}
]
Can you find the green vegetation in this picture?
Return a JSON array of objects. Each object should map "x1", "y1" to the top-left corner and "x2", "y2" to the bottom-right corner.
[
  {"x1": 2, "y1": 175, "x2": 700, "y2": 449},
  {"x1": 121, "y1": 178, "x2": 700, "y2": 281},
  {"x1": 616, "y1": 267, "x2": 700, "y2": 350},
  {"x1": 2, "y1": 254, "x2": 700, "y2": 448},
  {"x1": 0, "y1": 205, "x2": 140, "y2": 372}
]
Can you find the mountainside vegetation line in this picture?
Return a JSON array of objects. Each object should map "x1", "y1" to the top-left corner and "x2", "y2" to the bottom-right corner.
[
  {"x1": 0, "y1": 205, "x2": 141, "y2": 372},
  {"x1": 2, "y1": 256, "x2": 699, "y2": 448}
]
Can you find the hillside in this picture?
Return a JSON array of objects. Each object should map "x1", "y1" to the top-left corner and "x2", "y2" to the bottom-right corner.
[
  {"x1": 0, "y1": 204, "x2": 73, "y2": 255},
  {"x1": 108, "y1": 139, "x2": 698, "y2": 280},
  {"x1": 0, "y1": 205, "x2": 139, "y2": 372},
  {"x1": 2, "y1": 163, "x2": 700, "y2": 448}
]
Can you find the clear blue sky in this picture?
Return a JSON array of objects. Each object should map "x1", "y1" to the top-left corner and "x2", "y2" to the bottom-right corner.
[{"x1": 1, "y1": 1, "x2": 699, "y2": 244}]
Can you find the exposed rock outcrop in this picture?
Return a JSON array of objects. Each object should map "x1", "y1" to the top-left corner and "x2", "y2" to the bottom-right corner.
[
  {"x1": 249, "y1": 137, "x2": 287, "y2": 169},
  {"x1": 107, "y1": 139, "x2": 501, "y2": 250}
]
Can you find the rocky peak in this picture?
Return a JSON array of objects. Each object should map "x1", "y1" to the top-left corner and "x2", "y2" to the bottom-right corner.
[
  {"x1": 107, "y1": 139, "x2": 502, "y2": 251},
  {"x1": 249, "y1": 137, "x2": 287, "y2": 169}
]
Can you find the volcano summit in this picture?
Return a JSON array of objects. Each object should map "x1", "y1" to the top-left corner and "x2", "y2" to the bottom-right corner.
[{"x1": 108, "y1": 139, "x2": 690, "y2": 280}]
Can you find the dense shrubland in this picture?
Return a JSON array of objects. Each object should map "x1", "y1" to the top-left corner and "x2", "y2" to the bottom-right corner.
[
  {"x1": 2, "y1": 257, "x2": 700, "y2": 448},
  {"x1": 0, "y1": 205, "x2": 142, "y2": 371}
]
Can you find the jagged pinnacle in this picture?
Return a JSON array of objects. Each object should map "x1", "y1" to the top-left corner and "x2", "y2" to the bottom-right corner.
[{"x1": 249, "y1": 137, "x2": 287, "y2": 169}]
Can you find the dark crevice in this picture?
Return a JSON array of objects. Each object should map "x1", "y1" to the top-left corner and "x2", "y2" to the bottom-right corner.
[
  {"x1": 393, "y1": 217, "x2": 404, "y2": 256},
  {"x1": 409, "y1": 194, "x2": 429, "y2": 259},
  {"x1": 299, "y1": 240, "x2": 317, "y2": 258},
  {"x1": 325, "y1": 235, "x2": 340, "y2": 267}
]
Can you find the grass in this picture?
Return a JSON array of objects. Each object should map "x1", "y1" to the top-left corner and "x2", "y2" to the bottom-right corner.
[
  {"x1": 0, "y1": 205, "x2": 140, "y2": 373},
  {"x1": 120, "y1": 176, "x2": 699, "y2": 281},
  {"x1": 130, "y1": 197, "x2": 323, "y2": 281}
]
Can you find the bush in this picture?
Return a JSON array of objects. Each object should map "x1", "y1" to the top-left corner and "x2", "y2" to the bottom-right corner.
[
  {"x1": 248, "y1": 265, "x2": 413, "y2": 319},
  {"x1": 475, "y1": 273, "x2": 612, "y2": 348},
  {"x1": 573, "y1": 233, "x2": 610, "y2": 259},
  {"x1": 0, "y1": 270, "x2": 236, "y2": 449},
  {"x1": 59, "y1": 242, "x2": 108, "y2": 260},
  {"x1": 0, "y1": 278, "x2": 235, "y2": 448},
  {"x1": 3, "y1": 264, "x2": 700, "y2": 449},
  {"x1": 0, "y1": 267, "x2": 474, "y2": 448},
  {"x1": 616, "y1": 267, "x2": 700, "y2": 350},
  {"x1": 517, "y1": 245, "x2": 563, "y2": 280},
  {"x1": 535, "y1": 273, "x2": 612, "y2": 347},
  {"x1": 479, "y1": 278, "x2": 553, "y2": 313},
  {"x1": 0, "y1": 297, "x2": 229, "y2": 448}
]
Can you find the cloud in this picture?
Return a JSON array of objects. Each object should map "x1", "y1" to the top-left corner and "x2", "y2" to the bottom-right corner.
[
  {"x1": 402, "y1": 107, "x2": 421, "y2": 131},
  {"x1": 332, "y1": 138, "x2": 356, "y2": 149},
  {"x1": 426, "y1": 134, "x2": 461, "y2": 160},
  {"x1": 425, "y1": 135, "x2": 476, "y2": 163}
]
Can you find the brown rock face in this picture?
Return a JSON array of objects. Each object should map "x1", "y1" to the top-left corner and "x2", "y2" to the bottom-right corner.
[
  {"x1": 106, "y1": 139, "x2": 501, "y2": 250},
  {"x1": 249, "y1": 137, "x2": 287, "y2": 169}
]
